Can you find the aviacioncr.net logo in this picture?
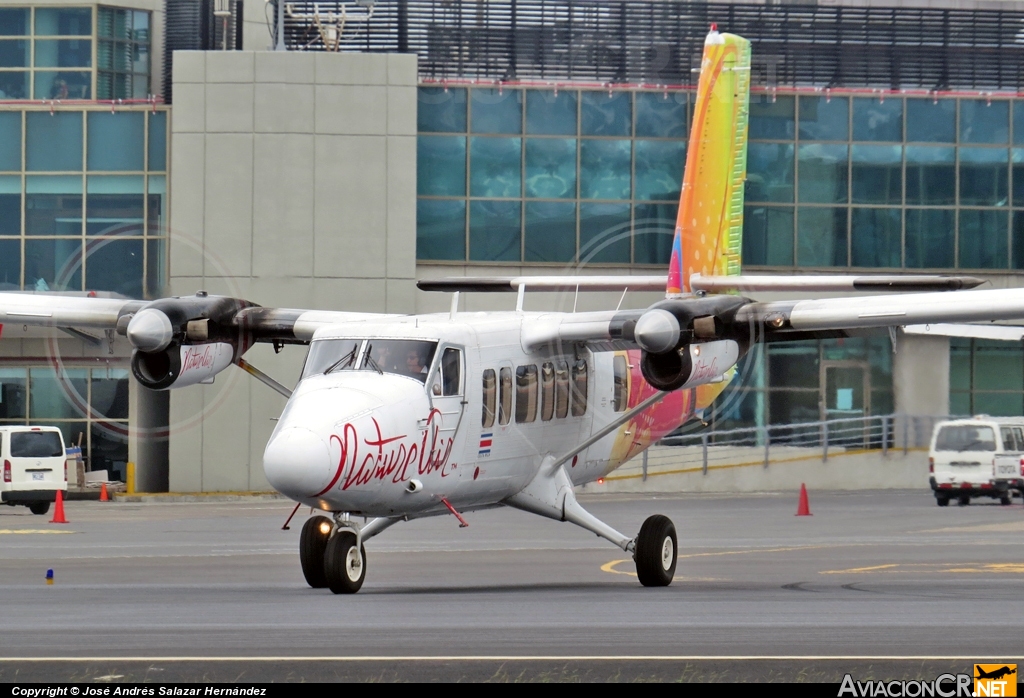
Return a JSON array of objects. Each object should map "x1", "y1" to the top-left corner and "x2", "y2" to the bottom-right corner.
[
  {"x1": 974, "y1": 664, "x2": 1017, "y2": 697},
  {"x1": 838, "y1": 674, "x2": 973, "y2": 698}
]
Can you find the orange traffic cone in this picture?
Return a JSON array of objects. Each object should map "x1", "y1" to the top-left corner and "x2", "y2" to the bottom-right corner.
[
  {"x1": 99, "y1": 483, "x2": 108, "y2": 502},
  {"x1": 796, "y1": 483, "x2": 812, "y2": 516},
  {"x1": 50, "y1": 490, "x2": 67, "y2": 524}
]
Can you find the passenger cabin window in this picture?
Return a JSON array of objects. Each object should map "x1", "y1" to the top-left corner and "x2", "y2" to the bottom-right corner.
[
  {"x1": 554, "y1": 361, "x2": 569, "y2": 419},
  {"x1": 301, "y1": 339, "x2": 362, "y2": 378},
  {"x1": 613, "y1": 355, "x2": 628, "y2": 412},
  {"x1": 366, "y1": 340, "x2": 437, "y2": 383},
  {"x1": 571, "y1": 359, "x2": 588, "y2": 417},
  {"x1": 498, "y1": 367, "x2": 512, "y2": 425},
  {"x1": 482, "y1": 369, "x2": 496, "y2": 428},
  {"x1": 440, "y1": 347, "x2": 462, "y2": 396},
  {"x1": 540, "y1": 362, "x2": 555, "y2": 421},
  {"x1": 515, "y1": 365, "x2": 538, "y2": 423}
]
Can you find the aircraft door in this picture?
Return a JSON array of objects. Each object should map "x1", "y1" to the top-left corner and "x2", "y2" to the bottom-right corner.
[{"x1": 428, "y1": 346, "x2": 466, "y2": 443}]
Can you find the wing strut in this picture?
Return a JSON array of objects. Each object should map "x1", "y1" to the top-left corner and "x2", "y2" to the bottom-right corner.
[
  {"x1": 236, "y1": 359, "x2": 292, "y2": 398},
  {"x1": 552, "y1": 390, "x2": 668, "y2": 469}
]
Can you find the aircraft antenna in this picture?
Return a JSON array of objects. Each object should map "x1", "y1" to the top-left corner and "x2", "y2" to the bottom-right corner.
[{"x1": 449, "y1": 291, "x2": 460, "y2": 320}]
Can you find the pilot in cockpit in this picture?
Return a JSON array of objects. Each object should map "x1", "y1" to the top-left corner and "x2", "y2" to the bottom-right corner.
[{"x1": 405, "y1": 347, "x2": 428, "y2": 379}]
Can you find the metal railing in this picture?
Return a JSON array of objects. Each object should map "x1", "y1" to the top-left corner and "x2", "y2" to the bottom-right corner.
[
  {"x1": 277, "y1": 1, "x2": 1024, "y2": 90},
  {"x1": 636, "y1": 414, "x2": 947, "y2": 481}
]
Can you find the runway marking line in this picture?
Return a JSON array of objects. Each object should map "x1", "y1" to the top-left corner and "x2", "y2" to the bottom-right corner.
[
  {"x1": 821, "y1": 562, "x2": 1024, "y2": 575},
  {"x1": 601, "y1": 544, "x2": 838, "y2": 577},
  {"x1": 0, "y1": 529, "x2": 76, "y2": 535},
  {"x1": 0, "y1": 655, "x2": 1019, "y2": 662}
]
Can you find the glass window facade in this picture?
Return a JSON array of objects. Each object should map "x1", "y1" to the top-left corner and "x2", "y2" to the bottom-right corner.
[
  {"x1": 417, "y1": 87, "x2": 688, "y2": 265},
  {"x1": 0, "y1": 364, "x2": 130, "y2": 479},
  {"x1": 0, "y1": 107, "x2": 167, "y2": 298},
  {"x1": 704, "y1": 337, "x2": 894, "y2": 432},
  {"x1": 0, "y1": 6, "x2": 150, "y2": 101},
  {"x1": 418, "y1": 88, "x2": 1023, "y2": 271},
  {"x1": 950, "y1": 339, "x2": 1024, "y2": 417},
  {"x1": 744, "y1": 94, "x2": 1022, "y2": 271}
]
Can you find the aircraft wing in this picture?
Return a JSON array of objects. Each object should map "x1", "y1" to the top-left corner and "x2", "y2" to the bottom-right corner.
[
  {"x1": 521, "y1": 287, "x2": 1024, "y2": 352},
  {"x1": 420, "y1": 273, "x2": 984, "y2": 294},
  {"x1": 0, "y1": 291, "x2": 397, "y2": 345},
  {"x1": 902, "y1": 323, "x2": 1024, "y2": 342}
]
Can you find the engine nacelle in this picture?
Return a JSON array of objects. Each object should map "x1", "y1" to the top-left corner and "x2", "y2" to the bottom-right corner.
[
  {"x1": 640, "y1": 339, "x2": 740, "y2": 392},
  {"x1": 132, "y1": 342, "x2": 236, "y2": 390}
]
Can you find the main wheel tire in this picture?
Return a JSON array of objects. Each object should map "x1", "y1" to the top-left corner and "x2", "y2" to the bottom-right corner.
[
  {"x1": 634, "y1": 514, "x2": 677, "y2": 587},
  {"x1": 299, "y1": 516, "x2": 332, "y2": 588},
  {"x1": 1000, "y1": 495, "x2": 1012, "y2": 506},
  {"x1": 324, "y1": 531, "x2": 366, "y2": 594},
  {"x1": 936, "y1": 496, "x2": 949, "y2": 507},
  {"x1": 958, "y1": 495, "x2": 970, "y2": 506},
  {"x1": 29, "y1": 501, "x2": 50, "y2": 516}
]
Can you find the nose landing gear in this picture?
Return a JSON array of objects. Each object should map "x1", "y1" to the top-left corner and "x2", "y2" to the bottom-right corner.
[
  {"x1": 297, "y1": 512, "x2": 400, "y2": 594},
  {"x1": 299, "y1": 515, "x2": 332, "y2": 588},
  {"x1": 324, "y1": 530, "x2": 366, "y2": 594}
]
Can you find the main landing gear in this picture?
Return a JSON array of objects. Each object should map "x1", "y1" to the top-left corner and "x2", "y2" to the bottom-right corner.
[
  {"x1": 634, "y1": 514, "x2": 678, "y2": 587},
  {"x1": 299, "y1": 513, "x2": 398, "y2": 594}
]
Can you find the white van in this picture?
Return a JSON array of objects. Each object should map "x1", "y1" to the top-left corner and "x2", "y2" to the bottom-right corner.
[
  {"x1": 929, "y1": 417, "x2": 1024, "y2": 507},
  {"x1": 0, "y1": 426, "x2": 67, "y2": 515}
]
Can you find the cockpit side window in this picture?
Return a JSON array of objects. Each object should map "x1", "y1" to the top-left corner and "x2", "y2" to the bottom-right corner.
[
  {"x1": 301, "y1": 339, "x2": 363, "y2": 379},
  {"x1": 441, "y1": 348, "x2": 462, "y2": 396}
]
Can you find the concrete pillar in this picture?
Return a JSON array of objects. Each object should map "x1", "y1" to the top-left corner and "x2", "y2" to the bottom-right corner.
[
  {"x1": 893, "y1": 332, "x2": 949, "y2": 448},
  {"x1": 128, "y1": 378, "x2": 170, "y2": 492}
]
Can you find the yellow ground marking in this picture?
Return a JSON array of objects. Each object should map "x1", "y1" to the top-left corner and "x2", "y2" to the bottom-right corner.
[
  {"x1": 0, "y1": 529, "x2": 75, "y2": 535},
  {"x1": 604, "y1": 447, "x2": 928, "y2": 482},
  {"x1": 821, "y1": 562, "x2": 1024, "y2": 575},
  {"x1": 916, "y1": 521, "x2": 1024, "y2": 534},
  {"x1": 601, "y1": 544, "x2": 837, "y2": 576}
]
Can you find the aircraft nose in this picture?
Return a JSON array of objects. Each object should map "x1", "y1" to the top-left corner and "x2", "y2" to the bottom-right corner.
[{"x1": 263, "y1": 427, "x2": 333, "y2": 499}]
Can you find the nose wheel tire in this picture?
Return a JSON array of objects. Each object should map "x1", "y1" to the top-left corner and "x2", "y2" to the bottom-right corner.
[
  {"x1": 299, "y1": 516, "x2": 332, "y2": 589},
  {"x1": 324, "y1": 530, "x2": 366, "y2": 594},
  {"x1": 634, "y1": 514, "x2": 677, "y2": 587}
]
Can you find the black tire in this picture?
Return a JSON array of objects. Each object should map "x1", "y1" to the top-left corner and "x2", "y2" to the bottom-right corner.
[
  {"x1": 324, "y1": 531, "x2": 366, "y2": 594},
  {"x1": 958, "y1": 495, "x2": 970, "y2": 506},
  {"x1": 1000, "y1": 495, "x2": 1012, "y2": 506},
  {"x1": 28, "y1": 501, "x2": 50, "y2": 516},
  {"x1": 634, "y1": 514, "x2": 677, "y2": 587},
  {"x1": 936, "y1": 496, "x2": 949, "y2": 507},
  {"x1": 299, "y1": 516, "x2": 332, "y2": 588}
]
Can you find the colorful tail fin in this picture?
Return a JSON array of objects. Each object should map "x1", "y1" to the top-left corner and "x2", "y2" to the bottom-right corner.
[{"x1": 666, "y1": 28, "x2": 751, "y2": 297}]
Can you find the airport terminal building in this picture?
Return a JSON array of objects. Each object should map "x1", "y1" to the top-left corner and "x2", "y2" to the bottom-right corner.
[{"x1": 0, "y1": 0, "x2": 1022, "y2": 491}]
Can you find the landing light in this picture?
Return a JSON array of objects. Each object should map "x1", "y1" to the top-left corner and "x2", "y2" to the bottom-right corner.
[
  {"x1": 319, "y1": 521, "x2": 332, "y2": 535},
  {"x1": 597, "y1": 478, "x2": 605, "y2": 485}
]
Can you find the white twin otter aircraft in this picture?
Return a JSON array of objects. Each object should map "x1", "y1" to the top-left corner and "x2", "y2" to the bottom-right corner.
[{"x1": 2, "y1": 29, "x2": 1021, "y2": 593}]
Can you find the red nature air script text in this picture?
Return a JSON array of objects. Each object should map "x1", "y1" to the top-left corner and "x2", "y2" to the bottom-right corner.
[{"x1": 312, "y1": 409, "x2": 456, "y2": 496}]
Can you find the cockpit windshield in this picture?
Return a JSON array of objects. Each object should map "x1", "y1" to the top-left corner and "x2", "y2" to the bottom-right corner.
[
  {"x1": 301, "y1": 339, "x2": 363, "y2": 379},
  {"x1": 365, "y1": 340, "x2": 437, "y2": 383},
  {"x1": 301, "y1": 338, "x2": 438, "y2": 383}
]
